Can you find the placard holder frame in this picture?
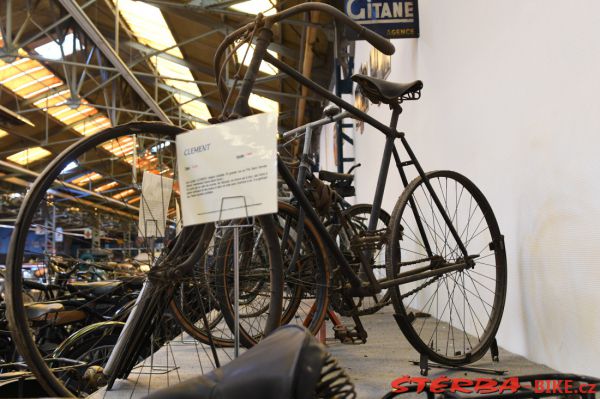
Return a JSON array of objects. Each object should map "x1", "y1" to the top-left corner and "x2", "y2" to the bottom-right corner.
[{"x1": 215, "y1": 195, "x2": 254, "y2": 358}]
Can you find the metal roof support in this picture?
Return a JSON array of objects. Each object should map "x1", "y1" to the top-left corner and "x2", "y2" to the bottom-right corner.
[
  {"x1": 0, "y1": 160, "x2": 139, "y2": 213},
  {"x1": 58, "y1": 0, "x2": 172, "y2": 124}
]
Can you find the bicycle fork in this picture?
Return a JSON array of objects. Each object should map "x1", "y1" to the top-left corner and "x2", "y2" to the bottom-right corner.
[{"x1": 102, "y1": 280, "x2": 172, "y2": 389}]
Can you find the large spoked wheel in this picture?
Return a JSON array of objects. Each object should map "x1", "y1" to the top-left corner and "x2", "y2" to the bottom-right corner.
[
  {"x1": 386, "y1": 170, "x2": 507, "y2": 365},
  {"x1": 213, "y1": 216, "x2": 284, "y2": 348},
  {"x1": 168, "y1": 245, "x2": 234, "y2": 347},
  {"x1": 4, "y1": 122, "x2": 280, "y2": 397},
  {"x1": 172, "y1": 214, "x2": 285, "y2": 349},
  {"x1": 276, "y1": 201, "x2": 329, "y2": 335}
]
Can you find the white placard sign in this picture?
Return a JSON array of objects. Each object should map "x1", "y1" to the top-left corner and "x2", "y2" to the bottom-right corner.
[
  {"x1": 177, "y1": 112, "x2": 278, "y2": 226},
  {"x1": 138, "y1": 171, "x2": 173, "y2": 237}
]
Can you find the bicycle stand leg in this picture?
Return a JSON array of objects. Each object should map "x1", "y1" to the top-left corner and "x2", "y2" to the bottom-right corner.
[
  {"x1": 409, "y1": 359, "x2": 508, "y2": 376},
  {"x1": 491, "y1": 337, "x2": 500, "y2": 362},
  {"x1": 420, "y1": 353, "x2": 429, "y2": 376},
  {"x1": 319, "y1": 320, "x2": 327, "y2": 344}
]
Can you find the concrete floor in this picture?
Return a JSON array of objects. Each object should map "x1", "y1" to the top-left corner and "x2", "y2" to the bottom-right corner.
[
  {"x1": 327, "y1": 307, "x2": 555, "y2": 398},
  {"x1": 91, "y1": 306, "x2": 554, "y2": 398}
]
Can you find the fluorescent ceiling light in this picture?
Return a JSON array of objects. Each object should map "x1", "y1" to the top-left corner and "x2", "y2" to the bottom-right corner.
[
  {"x1": 35, "y1": 33, "x2": 82, "y2": 60},
  {"x1": 113, "y1": 188, "x2": 136, "y2": 200},
  {"x1": 113, "y1": 0, "x2": 211, "y2": 123},
  {"x1": 94, "y1": 181, "x2": 119, "y2": 192},
  {"x1": 230, "y1": 0, "x2": 276, "y2": 16},
  {"x1": 0, "y1": 128, "x2": 8, "y2": 139},
  {"x1": 71, "y1": 172, "x2": 103, "y2": 185},
  {"x1": 7, "y1": 147, "x2": 52, "y2": 165}
]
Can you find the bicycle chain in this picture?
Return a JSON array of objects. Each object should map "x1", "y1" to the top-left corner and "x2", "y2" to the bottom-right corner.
[{"x1": 399, "y1": 274, "x2": 442, "y2": 300}]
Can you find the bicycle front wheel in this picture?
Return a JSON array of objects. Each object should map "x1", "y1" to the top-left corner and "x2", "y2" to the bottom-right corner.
[
  {"x1": 4, "y1": 122, "x2": 234, "y2": 396},
  {"x1": 386, "y1": 170, "x2": 507, "y2": 365}
]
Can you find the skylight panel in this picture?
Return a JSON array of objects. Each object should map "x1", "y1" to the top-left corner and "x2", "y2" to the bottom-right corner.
[
  {"x1": 7, "y1": 147, "x2": 52, "y2": 165},
  {"x1": 71, "y1": 172, "x2": 103, "y2": 185},
  {"x1": 249, "y1": 93, "x2": 279, "y2": 114},
  {"x1": 71, "y1": 115, "x2": 112, "y2": 136},
  {"x1": 114, "y1": 0, "x2": 211, "y2": 122},
  {"x1": 230, "y1": 0, "x2": 277, "y2": 16},
  {"x1": 0, "y1": 128, "x2": 8, "y2": 139},
  {"x1": 35, "y1": 33, "x2": 82, "y2": 60},
  {"x1": 60, "y1": 161, "x2": 78, "y2": 174},
  {"x1": 0, "y1": 34, "x2": 113, "y2": 138},
  {"x1": 101, "y1": 136, "x2": 137, "y2": 159},
  {"x1": 236, "y1": 43, "x2": 278, "y2": 75}
]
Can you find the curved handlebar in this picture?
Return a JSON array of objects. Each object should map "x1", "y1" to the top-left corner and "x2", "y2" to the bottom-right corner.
[
  {"x1": 213, "y1": 2, "x2": 395, "y2": 113},
  {"x1": 265, "y1": 3, "x2": 395, "y2": 56}
]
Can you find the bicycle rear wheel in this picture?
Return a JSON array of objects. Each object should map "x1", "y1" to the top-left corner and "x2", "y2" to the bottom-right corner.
[
  {"x1": 386, "y1": 170, "x2": 506, "y2": 365},
  {"x1": 333, "y1": 203, "x2": 390, "y2": 316},
  {"x1": 212, "y1": 215, "x2": 284, "y2": 348}
]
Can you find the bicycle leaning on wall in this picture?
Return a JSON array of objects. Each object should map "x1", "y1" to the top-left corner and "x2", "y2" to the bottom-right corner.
[{"x1": 213, "y1": 2, "x2": 507, "y2": 372}]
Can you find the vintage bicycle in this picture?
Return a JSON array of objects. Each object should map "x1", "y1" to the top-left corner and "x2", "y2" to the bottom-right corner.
[{"x1": 212, "y1": 2, "x2": 507, "y2": 370}]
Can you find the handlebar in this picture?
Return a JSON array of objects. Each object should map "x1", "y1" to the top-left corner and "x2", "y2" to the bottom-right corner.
[
  {"x1": 213, "y1": 2, "x2": 395, "y2": 112},
  {"x1": 265, "y1": 3, "x2": 395, "y2": 56}
]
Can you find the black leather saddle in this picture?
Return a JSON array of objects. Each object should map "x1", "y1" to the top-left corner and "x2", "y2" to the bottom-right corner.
[
  {"x1": 67, "y1": 281, "x2": 122, "y2": 297},
  {"x1": 25, "y1": 302, "x2": 64, "y2": 320},
  {"x1": 352, "y1": 74, "x2": 423, "y2": 105},
  {"x1": 147, "y1": 325, "x2": 326, "y2": 399},
  {"x1": 319, "y1": 170, "x2": 353, "y2": 185}
]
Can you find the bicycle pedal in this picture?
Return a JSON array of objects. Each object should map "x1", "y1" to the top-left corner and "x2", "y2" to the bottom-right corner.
[{"x1": 333, "y1": 325, "x2": 367, "y2": 345}]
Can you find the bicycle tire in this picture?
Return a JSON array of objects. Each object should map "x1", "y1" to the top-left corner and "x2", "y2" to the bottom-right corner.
[
  {"x1": 386, "y1": 170, "x2": 506, "y2": 365},
  {"x1": 276, "y1": 201, "x2": 329, "y2": 335},
  {"x1": 172, "y1": 215, "x2": 285, "y2": 348}
]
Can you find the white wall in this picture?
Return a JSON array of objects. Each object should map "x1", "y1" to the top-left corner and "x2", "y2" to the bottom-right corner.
[{"x1": 351, "y1": 1, "x2": 600, "y2": 375}]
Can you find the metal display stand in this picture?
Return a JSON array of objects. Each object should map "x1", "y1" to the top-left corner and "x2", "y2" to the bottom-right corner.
[
  {"x1": 215, "y1": 196, "x2": 253, "y2": 358},
  {"x1": 412, "y1": 338, "x2": 505, "y2": 376},
  {"x1": 395, "y1": 311, "x2": 506, "y2": 376}
]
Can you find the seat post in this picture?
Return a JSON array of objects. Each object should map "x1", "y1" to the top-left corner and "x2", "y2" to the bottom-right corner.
[
  {"x1": 366, "y1": 103, "x2": 403, "y2": 235},
  {"x1": 389, "y1": 103, "x2": 402, "y2": 131}
]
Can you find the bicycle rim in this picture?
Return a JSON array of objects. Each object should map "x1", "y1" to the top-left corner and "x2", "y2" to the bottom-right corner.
[{"x1": 386, "y1": 170, "x2": 507, "y2": 365}]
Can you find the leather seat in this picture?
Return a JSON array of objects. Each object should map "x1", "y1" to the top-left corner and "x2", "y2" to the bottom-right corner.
[
  {"x1": 118, "y1": 275, "x2": 145, "y2": 289},
  {"x1": 67, "y1": 281, "x2": 122, "y2": 297},
  {"x1": 25, "y1": 302, "x2": 64, "y2": 320},
  {"x1": 352, "y1": 74, "x2": 423, "y2": 105},
  {"x1": 148, "y1": 325, "x2": 326, "y2": 399},
  {"x1": 319, "y1": 170, "x2": 354, "y2": 184}
]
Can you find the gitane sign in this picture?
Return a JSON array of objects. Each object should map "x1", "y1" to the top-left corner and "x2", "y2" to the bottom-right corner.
[{"x1": 345, "y1": 0, "x2": 419, "y2": 39}]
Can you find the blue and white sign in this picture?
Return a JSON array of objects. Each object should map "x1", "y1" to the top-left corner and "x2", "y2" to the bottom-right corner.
[{"x1": 345, "y1": 0, "x2": 419, "y2": 39}]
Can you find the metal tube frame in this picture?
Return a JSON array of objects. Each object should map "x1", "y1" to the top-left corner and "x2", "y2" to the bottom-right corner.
[{"x1": 222, "y1": 6, "x2": 472, "y2": 294}]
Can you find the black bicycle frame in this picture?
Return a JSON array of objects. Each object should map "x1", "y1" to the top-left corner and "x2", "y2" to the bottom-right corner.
[{"x1": 229, "y1": 20, "x2": 472, "y2": 296}]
